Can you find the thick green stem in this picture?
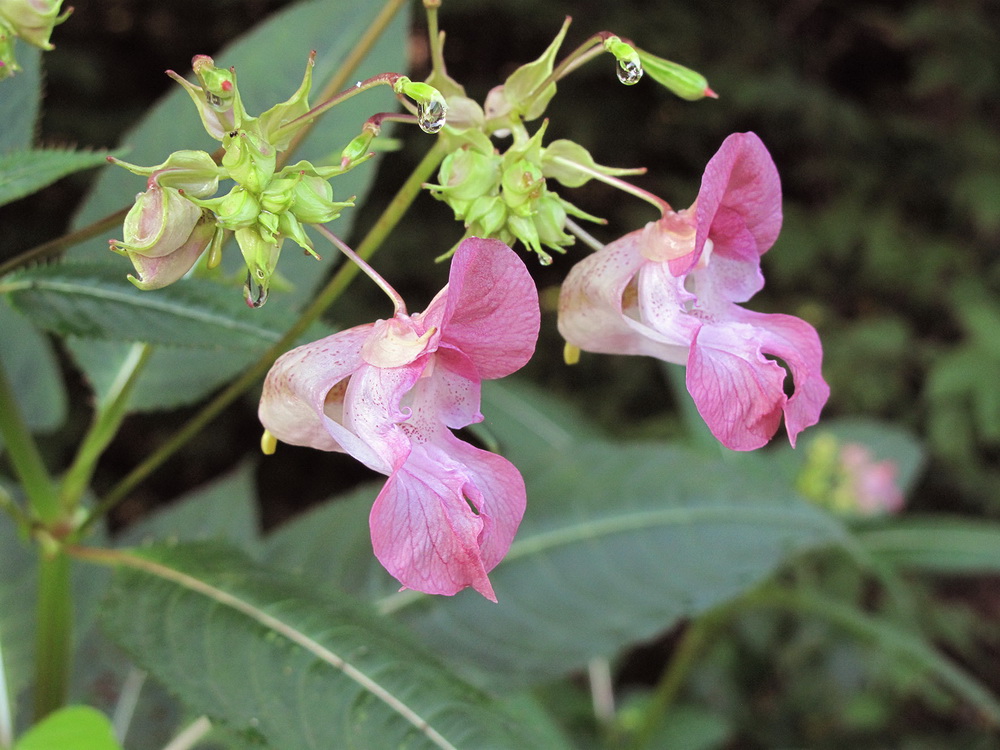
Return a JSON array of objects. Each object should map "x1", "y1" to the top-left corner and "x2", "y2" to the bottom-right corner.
[
  {"x1": 0, "y1": 359, "x2": 59, "y2": 524},
  {"x1": 33, "y1": 551, "x2": 72, "y2": 722},
  {"x1": 80, "y1": 141, "x2": 448, "y2": 534}
]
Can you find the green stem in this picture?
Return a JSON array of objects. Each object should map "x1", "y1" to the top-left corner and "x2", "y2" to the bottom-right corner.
[
  {"x1": 631, "y1": 613, "x2": 724, "y2": 750},
  {"x1": 0, "y1": 359, "x2": 59, "y2": 524},
  {"x1": 33, "y1": 551, "x2": 72, "y2": 722},
  {"x1": 79, "y1": 140, "x2": 448, "y2": 535},
  {"x1": 59, "y1": 343, "x2": 152, "y2": 513}
]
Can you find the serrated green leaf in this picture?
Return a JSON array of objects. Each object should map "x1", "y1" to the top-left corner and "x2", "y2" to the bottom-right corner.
[
  {"x1": 0, "y1": 301, "x2": 67, "y2": 452},
  {"x1": 66, "y1": 0, "x2": 410, "y2": 411},
  {"x1": 859, "y1": 516, "x2": 1000, "y2": 574},
  {"x1": 0, "y1": 148, "x2": 117, "y2": 207},
  {"x1": 0, "y1": 47, "x2": 41, "y2": 154},
  {"x1": 99, "y1": 543, "x2": 564, "y2": 749},
  {"x1": 1, "y1": 263, "x2": 294, "y2": 349},
  {"x1": 12, "y1": 705, "x2": 123, "y2": 750}
]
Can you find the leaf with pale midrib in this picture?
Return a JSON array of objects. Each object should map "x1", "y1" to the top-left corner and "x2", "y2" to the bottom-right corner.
[
  {"x1": 2, "y1": 264, "x2": 294, "y2": 349},
  {"x1": 100, "y1": 543, "x2": 564, "y2": 750}
]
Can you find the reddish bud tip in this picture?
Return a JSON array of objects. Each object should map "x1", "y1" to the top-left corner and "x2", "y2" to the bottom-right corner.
[
  {"x1": 704, "y1": 87, "x2": 719, "y2": 99},
  {"x1": 221, "y1": 80, "x2": 233, "y2": 92}
]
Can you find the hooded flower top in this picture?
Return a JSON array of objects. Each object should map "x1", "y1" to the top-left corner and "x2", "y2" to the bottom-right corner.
[
  {"x1": 558, "y1": 132, "x2": 829, "y2": 450},
  {"x1": 259, "y1": 237, "x2": 540, "y2": 600}
]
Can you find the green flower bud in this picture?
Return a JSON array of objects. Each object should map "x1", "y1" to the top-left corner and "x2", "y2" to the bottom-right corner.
[
  {"x1": 340, "y1": 128, "x2": 376, "y2": 170},
  {"x1": 260, "y1": 176, "x2": 297, "y2": 215},
  {"x1": 541, "y1": 139, "x2": 644, "y2": 188},
  {"x1": 290, "y1": 174, "x2": 351, "y2": 224},
  {"x1": 113, "y1": 185, "x2": 202, "y2": 258},
  {"x1": 278, "y1": 212, "x2": 318, "y2": 257},
  {"x1": 222, "y1": 129, "x2": 276, "y2": 194},
  {"x1": 235, "y1": 226, "x2": 282, "y2": 308},
  {"x1": 434, "y1": 147, "x2": 501, "y2": 203},
  {"x1": 125, "y1": 214, "x2": 217, "y2": 291},
  {"x1": 501, "y1": 158, "x2": 544, "y2": 213},
  {"x1": 465, "y1": 195, "x2": 507, "y2": 237},
  {"x1": 484, "y1": 16, "x2": 570, "y2": 128},
  {"x1": 0, "y1": 0, "x2": 70, "y2": 50},
  {"x1": 110, "y1": 150, "x2": 222, "y2": 198},
  {"x1": 534, "y1": 193, "x2": 572, "y2": 248},
  {"x1": 167, "y1": 55, "x2": 248, "y2": 140},
  {"x1": 635, "y1": 49, "x2": 716, "y2": 101},
  {"x1": 189, "y1": 186, "x2": 260, "y2": 230}
]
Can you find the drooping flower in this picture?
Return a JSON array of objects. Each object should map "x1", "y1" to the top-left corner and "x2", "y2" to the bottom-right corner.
[
  {"x1": 558, "y1": 132, "x2": 829, "y2": 450},
  {"x1": 259, "y1": 237, "x2": 540, "y2": 600}
]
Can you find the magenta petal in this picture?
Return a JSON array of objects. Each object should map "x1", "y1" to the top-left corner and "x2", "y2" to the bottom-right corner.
[
  {"x1": 370, "y1": 449, "x2": 497, "y2": 601},
  {"x1": 677, "y1": 132, "x2": 782, "y2": 277},
  {"x1": 430, "y1": 237, "x2": 540, "y2": 380},
  {"x1": 686, "y1": 324, "x2": 787, "y2": 450},
  {"x1": 738, "y1": 310, "x2": 830, "y2": 447}
]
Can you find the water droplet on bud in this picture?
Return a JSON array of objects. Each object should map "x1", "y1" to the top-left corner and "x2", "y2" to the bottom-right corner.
[
  {"x1": 538, "y1": 252, "x2": 553, "y2": 266},
  {"x1": 417, "y1": 100, "x2": 446, "y2": 134},
  {"x1": 244, "y1": 270, "x2": 269, "y2": 308},
  {"x1": 616, "y1": 59, "x2": 643, "y2": 86}
]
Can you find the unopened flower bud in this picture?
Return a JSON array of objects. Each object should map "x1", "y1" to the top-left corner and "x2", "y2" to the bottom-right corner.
[
  {"x1": 110, "y1": 150, "x2": 222, "y2": 198},
  {"x1": 124, "y1": 213, "x2": 217, "y2": 290},
  {"x1": 501, "y1": 159, "x2": 544, "y2": 213},
  {"x1": 436, "y1": 147, "x2": 501, "y2": 202},
  {"x1": 114, "y1": 185, "x2": 201, "y2": 257},
  {"x1": 635, "y1": 49, "x2": 716, "y2": 101},
  {"x1": 222, "y1": 130, "x2": 276, "y2": 194},
  {"x1": 260, "y1": 176, "x2": 297, "y2": 215},
  {"x1": 0, "y1": 0, "x2": 70, "y2": 50},
  {"x1": 465, "y1": 195, "x2": 507, "y2": 237},
  {"x1": 189, "y1": 186, "x2": 260, "y2": 230},
  {"x1": 340, "y1": 128, "x2": 376, "y2": 169},
  {"x1": 168, "y1": 55, "x2": 247, "y2": 140},
  {"x1": 289, "y1": 174, "x2": 351, "y2": 224},
  {"x1": 235, "y1": 225, "x2": 282, "y2": 308}
]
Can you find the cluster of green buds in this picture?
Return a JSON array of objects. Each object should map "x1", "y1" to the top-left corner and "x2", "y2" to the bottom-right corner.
[
  {"x1": 0, "y1": 0, "x2": 71, "y2": 79},
  {"x1": 110, "y1": 54, "x2": 354, "y2": 307},
  {"x1": 421, "y1": 14, "x2": 715, "y2": 263}
]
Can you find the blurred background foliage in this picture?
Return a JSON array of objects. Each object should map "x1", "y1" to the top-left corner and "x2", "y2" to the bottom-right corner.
[{"x1": 3, "y1": 0, "x2": 1000, "y2": 746}]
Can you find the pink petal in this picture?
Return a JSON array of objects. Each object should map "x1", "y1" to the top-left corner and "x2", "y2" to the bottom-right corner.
[
  {"x1": 558, "y1": 231, "x2": 683, "y2": 359},
  {"x1": 259, "y1": 325, "x2": 392, "y2": 471},
  {"x1": 427, "y1": 237, "x2": 540, "y2": 380},
  {"x1": 671, "y1": 132, "x2": 782, "y2": 277},
  {"x1": 369, "y1": 433, "x2": 528, "y2": 601},
  {"x1": 686, "y1": 311, "x2": 828, "y2": 450},
  {"x1": 127, "y1": 218, "x2": 215, "y2": 290}
]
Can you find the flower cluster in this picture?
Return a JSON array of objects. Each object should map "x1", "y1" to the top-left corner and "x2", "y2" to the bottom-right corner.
[
  {"x1": 423, "y1": 17, "x2": 712, "y2": 264},
  {"x1": 558, "y1": 133, "x2": 830, "y2": 450},
  {"x1": 0, "y1": 0, "x2": 70, "y2": 79},
  {"x1": 259, "y1": 238, "x2": 540, "y2": 599},
  {"x1": 110, "y1": 55, "x2": 356, "y2": 306},
  {"x1": 797, "y1": 434, "x2": 904, "y2": 516}
]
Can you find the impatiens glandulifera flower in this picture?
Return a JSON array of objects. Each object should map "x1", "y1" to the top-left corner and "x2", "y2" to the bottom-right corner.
[
  {"x1": 258, "y1": 237, "x2": 541, "y2": 600},
  {"x1": 558, "y1": 132, "x2": 829, "y2": 451}
]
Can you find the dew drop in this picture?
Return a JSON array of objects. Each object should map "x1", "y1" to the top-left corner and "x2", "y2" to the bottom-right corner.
[
  {"x1": 244, "y1": 270, "x2": 268, "y2": 308},
  {"x1": 417, "y1": 99, "x2": 446, "y2": 134},
  {"x1": 616, "y1": 59, "x2": 643, "y2": 86},
  {"x1": 538, "y1": 252, "x2": 553, "y2": 266}
]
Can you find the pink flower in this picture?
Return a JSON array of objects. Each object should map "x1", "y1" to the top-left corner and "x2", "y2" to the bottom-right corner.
[
  {"x1": 839, "y1": 442, "x2": 904, "y2": 516},
  {"x1": 259, "y1": 238, "x2": 540, "y2": 600},
  {"x1": 558, "y1": 132, "x2": 829, "y2": 450}
]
